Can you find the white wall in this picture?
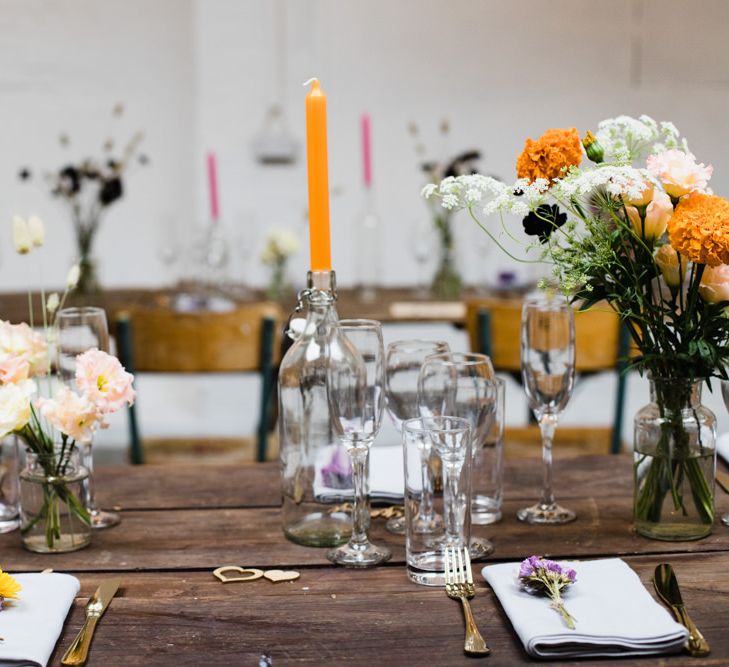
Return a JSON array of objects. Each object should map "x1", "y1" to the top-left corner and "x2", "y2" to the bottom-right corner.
[{"x1": 2, "y1": 0, "x2": 729, "y2": 291}]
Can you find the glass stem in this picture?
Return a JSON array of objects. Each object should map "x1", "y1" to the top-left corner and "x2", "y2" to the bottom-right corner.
[
  {"x1": 443, "y1": 459, "x2": 464, "y2": 547},
  {"x1": 539, "y1": 414, "x2": 558, "y2": 508},
  {"x1": 348, "y1": 443, "x2": 371, "y2": 547},
  {"x1": 82, "y1": 442, "x2": 98, "y2": 515}
]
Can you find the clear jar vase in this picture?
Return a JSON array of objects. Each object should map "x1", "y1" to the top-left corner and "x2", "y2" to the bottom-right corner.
[
  {"x1": 633, "y1": 378, "x2": 716, "y2": 541},
  {"x1": 279, "y1": 271, "x2": 352, "y2": 547},
  {"x1": 430, "y1": 213, "x2": 461, "y2": 299},
  {"x1": 19, "y1": 445, "x2": 91, "y2": 553}
]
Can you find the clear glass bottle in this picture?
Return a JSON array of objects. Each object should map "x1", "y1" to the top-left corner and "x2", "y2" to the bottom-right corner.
[
  {"x1": 633, "y1": 377, "x2": 716, "y2": 541},
  {"x1": 355, "y1": 192, "x2": 380, "y2": 303},
  {"x1": 279, "y1": 270, "x2": 352, "y2": 546}
]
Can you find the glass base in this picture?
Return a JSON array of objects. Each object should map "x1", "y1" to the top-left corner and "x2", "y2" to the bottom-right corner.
[
  {"x1": 469, "y1": 537, "x2": 494, "y2": 560},
  {"x1": 0, "y1": 518, "x2": 19, "y2": 534},
  {"x1": 23, "y1": 532, "x2": 91, "y2": 554},
  {"x1": 90, "y1": 509, "x2": 122, "y2": 529},
  {"x1": 635, "y1": 519, "x2": 711, "y2": 541},
  {"x1": 385, "y1": 515, "x2": 406, "y2": 535},
  {"x1": 722, "y1": 514, "x2": 729, "y2": 527},
  {"x1": 327, "y1": 541, "x2": 392, "y2": 568},
  {"x1": 517, "y1": 502, "x2": 576, "y2": 525},
  {"x1": 407, "y1": 567, "x2": 445, "y2": 586}
]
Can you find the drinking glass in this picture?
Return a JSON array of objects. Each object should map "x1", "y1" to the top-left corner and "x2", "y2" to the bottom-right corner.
[
  {"x1": 404, "y1": 416, "x2": 471, "y2": 586},
  {"x1": 326, "y1": 319, "x2": 391, "y2": 567},
  {"x1": 518, "y1": 291, "x2": 576, "y2": 524},
  {"x1": 57, "y1": 306, "x2": 121, "y2": 529},
  {"x1": 384, "y1": 339, "x2": 450, "y2": 534},
  {"x1": 0, "y1": 436, "x2": 20, "y2": 533},
  {"x1": 418, "y1": 352, "x2": 497, "y2": 558}
]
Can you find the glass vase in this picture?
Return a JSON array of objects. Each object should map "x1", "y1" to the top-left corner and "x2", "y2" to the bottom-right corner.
[
  {"x1": 19, "y1": 445, "x2": 91, "y2": 553},
  {"x1": 279, "y1": 270, "x2": 352, "y2": 547},
  {"x1": 76, "y1": 253, "x2": 101, "y2": 297},
  {"x1": 430, "y1": 213, "x2": 461, "y2": 299},
  {"x1": 633, "y1": 378, "x2": 716, "y2": 541}
]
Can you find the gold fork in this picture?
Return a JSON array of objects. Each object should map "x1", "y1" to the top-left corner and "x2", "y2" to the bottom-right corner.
[{"x1": 445, "y1": 546, "x2": 490, "y2": 656}]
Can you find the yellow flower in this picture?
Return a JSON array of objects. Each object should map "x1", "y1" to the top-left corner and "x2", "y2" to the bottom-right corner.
[
  {"x1": 516, "y1": 128, "x2": 583, "y2": 183},
  {"x1": 0, "y1": 569, "x2": 21, "y2": 603},
  {"x1": 668, "y1": 193, "x2": 729, "y2": 266}
]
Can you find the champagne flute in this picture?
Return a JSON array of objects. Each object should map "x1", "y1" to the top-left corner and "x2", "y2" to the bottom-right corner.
[
  {"x1": 56, "y1": 307, "x2": 121, "y2": 529},
  {"x1": 326, "y1": 319, "x2": 391, "y2": 567},
  {"x1": 418, "y1": 352, "x2": 497, "y2": 559},
  {"x1": 384, "y1": 339, "x2": 450, "y2": 534},
  {"x1": 518, "y1": 291, "x2": 577, "y2": 524}
]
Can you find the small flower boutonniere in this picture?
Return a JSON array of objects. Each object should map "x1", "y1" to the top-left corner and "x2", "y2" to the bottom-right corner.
[
  {"x1": 519, "y1": 555, "x2": 577, "y2": 629},
  {"x1": 0, "y1": 569, "x2": 21, "y2": 609}
]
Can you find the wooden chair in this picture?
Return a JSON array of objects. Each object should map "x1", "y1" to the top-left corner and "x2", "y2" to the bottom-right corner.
[
  {"x1": 465, "y1": 297, "x2": 630, "y2": 457},
  {"x1": 116, "y1": 302, "x2": 283, "y2": 465}
]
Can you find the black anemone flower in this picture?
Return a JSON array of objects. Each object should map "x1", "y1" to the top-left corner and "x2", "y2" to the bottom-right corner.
[
  {"x1": 99, "y1": 177, "x2": 123, "y2": 205},
  {"x1": 522, "y1": 204, "x2": 567, "y2": 244}
]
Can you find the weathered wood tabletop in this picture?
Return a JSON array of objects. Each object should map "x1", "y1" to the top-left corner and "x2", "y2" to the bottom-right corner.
[{"x1": 1, "y1": 455, "x2": 728, "y2": 666}]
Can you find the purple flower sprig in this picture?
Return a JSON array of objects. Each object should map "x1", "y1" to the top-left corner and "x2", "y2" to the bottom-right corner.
[{"x1": 519, "y1": 555, "x2": 577, "y2": 630}]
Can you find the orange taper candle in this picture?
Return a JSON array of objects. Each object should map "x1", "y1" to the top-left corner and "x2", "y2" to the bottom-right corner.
[{"x1": 305, "y1": 78, "x2": 332, "y2": 271}]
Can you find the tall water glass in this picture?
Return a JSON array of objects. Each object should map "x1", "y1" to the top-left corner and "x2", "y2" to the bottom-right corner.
[
  {"x1": 404, "y1": 416, "x2": 471, "y2": 586},
  {"x1": 57, "y1": 307, "x2": 120, "y2": 529},
  {"x1": 384, "y1": 339, "x2": 450, "y2": 534},
  {"x1": 518, "y1": 292, "x2": 576, "y2": 524},
  {"x1": 0, "y1": 436, "x2": 20, "y2": 533},
  {"x1": 418, "y1": 352, "x2": 497, "y2": 558},
  {"x1": 326, "y1": 319, "x2": 391, "y2": 567}
]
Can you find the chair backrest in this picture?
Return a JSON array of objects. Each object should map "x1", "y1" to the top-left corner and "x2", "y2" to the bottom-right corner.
[
  {"x1": 120, "y1": 302, "x2": 283, "y2": 373},
  {"x1": 464, "y1": 297, "x2": 622, "y2": 373}
]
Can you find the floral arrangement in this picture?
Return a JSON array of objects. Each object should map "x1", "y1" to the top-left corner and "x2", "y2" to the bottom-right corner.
[
  {"x1": 0, "y1": 569, "x2": 21, "y2": 609},
  {"x1": 1, "y1": 216, "x2": 136, "y2": 549},
  {"x1": 410, "y1": 119, "x2": 482, "y2": 298},
  {"x1": 260, "y1": 228, "x2": 299, "y2": 300},
  {"x1": 424, "y1": 114, "x2": 729, "y2": 534},
  {"x1": 19, "y1": 103, "x2": 147, "y2": 295},
  {"x1": 519, "y1": 556, "x2": 577, "y2": 629}
]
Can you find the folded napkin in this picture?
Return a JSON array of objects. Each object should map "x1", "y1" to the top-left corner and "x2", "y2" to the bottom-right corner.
[
  {"x1": 314, "y1": 444, "x2": 404, "y2": 502},
  {"x1": 0, "y1": 572, "x2": 80, "y2": 667},
  {"x1": 717, "y1": 431, "x2": 729, "y2": 465},
  {"x1": 482, "y1": 558, "x2": 688, "y2": 659}
]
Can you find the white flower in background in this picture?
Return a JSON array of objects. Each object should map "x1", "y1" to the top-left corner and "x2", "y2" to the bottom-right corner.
[
  {"x1": 46, "y1": 293, "x2": 60, "y2": 313},
  {"x1": 260, "y1": 228, "x2": 300, "y2": 265},
  {"x1": 66, "y1": 263, "x2": 81, "y2": 289},
  {"x1": 0, "y1": 379, "x2": 35, "y2": 438},
  {"x1": 27, "y1": 216, "x2": 45, "y2": 248},
  {"x1": 12, "y1": 216, "x2": 32, "y2": 254}
]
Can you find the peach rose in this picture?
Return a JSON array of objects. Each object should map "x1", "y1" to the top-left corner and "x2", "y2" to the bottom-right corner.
[
  {"x1": 623, "y1": 180, "x2": 654, "y2": 208},
  {"x1": 37, "y1": 386, "x2": 101, "y2": 443},
  {"x1": 646, "y1": 150, "x2": 713, "y2": 199},
  {"x1": 75, "y1": 349, "x2": 135, "y2": 413},
  {"x1": 699, "y1": 264, "x2": 729, "y2": 304},
  {"x1": 654, "y1": 244, "x2": 687, "y2": 289},
  {"x1": 0, "y1": 354, "x2": 30, "y2": 384},
  {"x1": 0, "y1": 321, "x2": 47, "y2": 378},
  {"x1": 627, "y1": 191, "x2": 672, "y2": 242}
]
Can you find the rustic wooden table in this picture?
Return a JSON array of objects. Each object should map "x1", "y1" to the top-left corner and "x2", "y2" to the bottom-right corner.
[{"x1": 1, "y1": 455, "x2": 728, "y2": 666}]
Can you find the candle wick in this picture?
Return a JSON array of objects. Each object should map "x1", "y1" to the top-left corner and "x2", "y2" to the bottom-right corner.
[{"x1": 302, "y1": 77, "x2": 319, "y2": 87}]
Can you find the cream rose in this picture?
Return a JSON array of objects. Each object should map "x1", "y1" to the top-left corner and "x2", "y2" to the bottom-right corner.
[
  {"x1": 623, "y1": 180, "x2": 654, "y2": 208},
  {"x1": 646, "y1": 150, "x2": 713, "y2": 199},
  {"x1": 0, "y1": 321, "x2": 48, "y2": 377},
  {"x1": 699, "y1": 264, "x2": 729, "y2": 304},
  {"x1": 627, "y1": 191, "x2": 672, "y2": 242},
  {"x1": 654, "y1": 244, "x2": 686, "y2": 289},
  {"x1": 0, "y1": 380, "x2": 35, "y2": 438}
]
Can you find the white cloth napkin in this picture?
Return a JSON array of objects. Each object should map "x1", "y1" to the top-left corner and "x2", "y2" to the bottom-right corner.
[
  {"x1": 717, "y1": 431, "x2": 729, "y2": 465},
  {"x1": 482, "y1": 558, "x2": 688, "y2": 659},
  {"x1": 0, "y1": 572, "x2": 80, "y2": 667},
  {"x1": 314, "y1": 444, "x2": 404, "y2": 502}
]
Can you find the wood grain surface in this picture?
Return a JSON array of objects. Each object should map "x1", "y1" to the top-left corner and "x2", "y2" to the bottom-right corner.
[{"x1": 0, "y1": 457, "x2": 727, "y2": 666}]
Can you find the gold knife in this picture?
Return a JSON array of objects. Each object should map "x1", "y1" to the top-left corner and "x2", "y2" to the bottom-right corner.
[
  {"x1": 653, "y1": 564, "x2": 710, "y2": 657},
  {"x1": 61, "y1": 578, "x2": 121, "y2": 666},
  {"x1": 717, "y1": 469, "x2": 729, "y2": 495}
]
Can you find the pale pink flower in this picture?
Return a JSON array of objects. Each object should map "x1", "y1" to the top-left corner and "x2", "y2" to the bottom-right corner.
[
  {"x1": 646, "y1": 150, "x2": 713, "y2": 198},
  {"x1": 0, "y1": 354, "x2": 31, "y2": 384},
  {"x1": 0, "y1": 321, "x2": 48, "y2": 378},
  {"x1": 75, "y1": 349, "x2": 135, "y2": 413},
  {"x1": 37, "y1": 386, "x2": 101, "y2": 443},
  {"x1": 699, "y1": 264, "x2": 729, "y2": 304},
  {"x1": 626, "y1": 191, "x2": 673, "y2": 242}
]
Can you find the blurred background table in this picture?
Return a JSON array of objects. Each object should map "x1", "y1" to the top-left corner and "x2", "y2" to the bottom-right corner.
[{"x1": 0, "y1": 455, "x2": 727, "y2": 665}]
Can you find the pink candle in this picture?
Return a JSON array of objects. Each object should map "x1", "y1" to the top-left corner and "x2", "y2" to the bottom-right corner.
[
  {"x1": 361, "y1": 114, "x2": 372, "y2": 189},
  {"x1": 207, "y1": 151, "x2": 219, "y2": 223}
]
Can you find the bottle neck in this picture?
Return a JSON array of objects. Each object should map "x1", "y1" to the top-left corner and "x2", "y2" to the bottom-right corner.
[{"x1": 649, "y1": 377, "x2": 702, "y2": 411}]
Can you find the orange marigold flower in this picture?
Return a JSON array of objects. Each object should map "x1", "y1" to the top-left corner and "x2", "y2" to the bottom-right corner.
[
  {"x1": 516, "y1": 128, "x2": 583, "y2": 183},
  {"x1": 668, "y1": 193, "x2": 729, "y2": 267}
]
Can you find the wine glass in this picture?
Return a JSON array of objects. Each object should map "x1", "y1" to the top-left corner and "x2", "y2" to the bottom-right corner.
[
  {"x1": 384, "y1": 339, "x2": 450, "y2": 534},
  {"x1": 56, "y1": 307, "x2": 121, "y2": 529},
  {"x1": 326, "y1": 319, "x2": 391, "y2": 567},
  {"x1": 518, "y1": 291, "x2": 577, "y2": 524},
  {"x1": 418, "y1": 352, "x2": 497, "y2": 559}
]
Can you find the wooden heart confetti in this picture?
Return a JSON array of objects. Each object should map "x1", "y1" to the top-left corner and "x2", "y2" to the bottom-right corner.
[
  {"x1": 263, "y1": 570, "x2": 301, "y2": 583},
  {"x1": 213, "y1": 566, "x2": 264, "y2": 583}
]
